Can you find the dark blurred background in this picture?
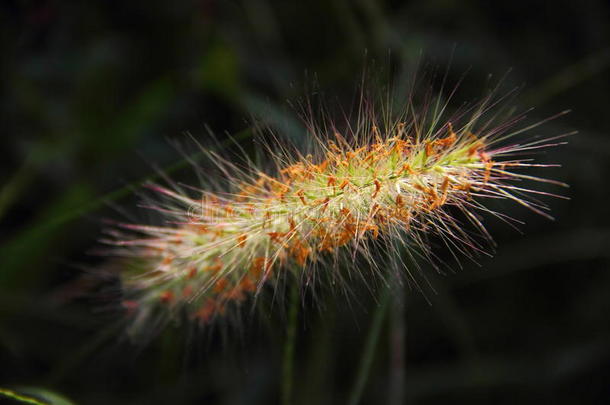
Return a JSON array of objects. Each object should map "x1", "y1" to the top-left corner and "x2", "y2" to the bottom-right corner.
[{"x1": 1, "y1": 0, "x2": 609, "y2": 404}]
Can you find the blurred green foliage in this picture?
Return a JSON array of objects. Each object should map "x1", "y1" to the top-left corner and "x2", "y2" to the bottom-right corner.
[{"x1": 1, "y1": 0, "x2": 609, "y2": 404}]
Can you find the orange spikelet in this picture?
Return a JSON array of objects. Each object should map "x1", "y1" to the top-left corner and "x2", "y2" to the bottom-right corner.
[
  {"x1": 372, "y1": 179, "x2": 382, "y2": 198},
  {"x1": 296, "y1": 189, "x2": 307, "y2": 205},
  {"x1": 159, "y1": 291, "x2": 174, "y2": 304},
  {"x1": 237, "y1": 234, "x2": 248, "y2": 247}
]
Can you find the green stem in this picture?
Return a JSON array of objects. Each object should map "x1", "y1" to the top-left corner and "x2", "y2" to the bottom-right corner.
[
  {"x1": 388, "y1": 287, "x2": 406, "y2": 405},
  {"x1": 282, "y1": 281, "x2": 299, "y2": 405},
  {"x1": 348, "y1": 285, "x2": 391, "y2": 405}
]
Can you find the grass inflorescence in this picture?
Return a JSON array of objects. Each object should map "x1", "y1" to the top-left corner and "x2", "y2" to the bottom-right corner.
[{"x1": 104, "y1": 82, "x2": 568, "y2": 329}]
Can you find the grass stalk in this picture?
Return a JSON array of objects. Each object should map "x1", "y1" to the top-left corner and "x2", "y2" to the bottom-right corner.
[
  {"x1": 282, "y1": 281, "x2": 299, "y2": 405},
  {"x1": 348, "y1": 285, "x2": 391, "y2": 405}
]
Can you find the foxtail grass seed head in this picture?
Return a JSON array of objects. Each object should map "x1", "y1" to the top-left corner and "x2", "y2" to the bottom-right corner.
[{"x1": 105, "y1": 82, "x2": 568, "y2": 328}]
